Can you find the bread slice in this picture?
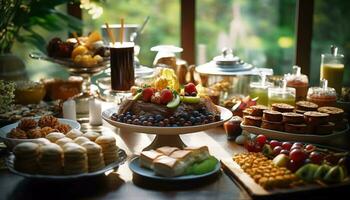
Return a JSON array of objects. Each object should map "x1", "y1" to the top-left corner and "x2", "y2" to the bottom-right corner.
[
  {"x1": 184, "y1": 146, "x2": 210, "y2": 162},
  {"x1": 139, "y1": 150, "x2": 163, "y2": 169},
  {"x1": 169, "y1": 150, "x2": 194, "y2": 166},
  {"x1": 156, "y1": 146, "x2": 179, "y2": 156},
  {"x1": 153, "y1": 155, "x2": 186, "y2": 177}
]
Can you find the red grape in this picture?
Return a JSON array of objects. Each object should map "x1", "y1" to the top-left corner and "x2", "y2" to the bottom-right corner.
[
  {"x1": 269, "y1": 140, "x2": 281, "y2": 149},
  {"x1": 291, "y1": 142, "x2": 303, "y2": 150},
  {"x1": 305, "y1": 144, "x2": 316, "y2": 152},
  {"x1": 289, "y1": 149, "x2": 307, "y2": 163},
  {"x1": 256, "y1": 134, "x2": 267, "y2": 145},
  {"x1": 309, "y1": 151, "x2": 324, "y2": 164},
  {"x1": 244, "y1": 141, "x2": 256, "y2": 152},
  {"x1": 287, "y1": 159, "x2": 304, "y2": 172},
  {"x1": 280, "y1": 149, "x2": 290, "y2": 155},
  {"x1": 282, "y1": 142, "x2": 292, "y2": 151},
  {"x1": 273, "y1": 146, "x2": 283, "y2": 156}
]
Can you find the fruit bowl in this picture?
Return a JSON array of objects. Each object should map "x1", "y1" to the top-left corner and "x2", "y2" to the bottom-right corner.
[{"x1": 102, "y1": 105, "x2": 232, "y2": 150}]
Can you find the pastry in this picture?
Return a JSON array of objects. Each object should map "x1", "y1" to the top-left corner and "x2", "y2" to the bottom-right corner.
[
  {"x1": 153, "y1": 155, "x2": 187, "y2": 177},
  {"x1": 316, "y1": 122, "x2": 335, "y2": 135},
  {"x1": 284, "y1": 123, "x2": 308, "y2": 134},
  {"x1": 250, "y1": 105, "x2": 269, "y2": 117},
  {"x1": 317, "y1": 106, "x2": 344, "y2": 122},
  {"x1": 261, "y1": 120, "x2": 284, "y2": 131},
  {"x1": 304, "y1": 111, "x2": 329, "y2": 126},
  {"x1": 139, "y1": 150, "x2": 163, "y2": 169},
  {"x1": 81, "y1": 141, "x2": 105, "y2": 172},
  {"x1": 295, "y1": 110, "x2": 306, "y2": 114},
  {"x1": 8, "y1": 128, "x2": 27, "y2": 139},
  {"x1": 243, "y1": 116, "x2": 262, "y2": 127},
  {"x1": 40, "y1": 126, "x2": 57, "y2": 136},
  {"x1": 66, "y1": 129, "x2": 83, "y2": 139},
  {"x1": 46, "y1": 132, "x2": 65, "y2": 143},
  {"x1": 18, "y1": 118, "x2": 37, "y2": 131},
  {"x1": 74, "y1": 136, "x2": 90, "y2": 145},
  {"x1": 54, "y1": 123, "x2": 71, "y2": 134},
  {"x1": 271, "y1": 103, "x2": 295, "y2": 113},
  {"x1": 156, "y1": 146, "x2": 179, "y2": 156},
  {"x1": 169, "y1": 150, "x2": 194, "y2": 166},
  {"x1": 13, "y1": 142, "x2": 40, "y2": 173},
  {"x1": 34, "y1": 138, "x2": 51, "y2": 146},
  {"x1": 63, "y1": 143, "x2": 88, "y2": 174},
  {"x1": 38, "y1": 115, "x2": 59, "y2": 128},
  {"x1": 262, "y1": 110, "x2": 282, "y2": 122},
  {"x1": 242, "y1": 108, "x2": 253, "y2": 117},
  {"x1": 55, "y1": 137, "x2": 73, "y2": 147},
  {"x1": 83, "y1": 131, "x2": 101, "y2": 141},
  {"x1": 95, "y1": 135, "x2": 119, "y2": 165},
  {"x1": 282, "y1": 112, "x2": 305, "y2": 124},
  {"x1": 296, "y1": 101, "x2": 318, "y2": 111},
  {"x1": 38, "y1": 143, "x2": 63, "y2": 175},
  {"x1": 184, "y1": 146, "x2": 210, "y2": 162},
  {"x1": 27, "y1": 128, "x2": 43, "y2": 139}
]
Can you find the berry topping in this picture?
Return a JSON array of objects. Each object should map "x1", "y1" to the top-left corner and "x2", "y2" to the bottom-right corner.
[
  {"x1": 184, "y1": 83, "x2": 197, "y2": 96},
  {"x1": 160, "y1": 89, "x2": 174, "y2": 104},
  {"x1": 142, "y1": 88, "x2": 154, "y2": 102}
]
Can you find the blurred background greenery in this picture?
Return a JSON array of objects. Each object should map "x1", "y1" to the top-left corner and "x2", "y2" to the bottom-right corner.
[{"x1": 11, "y1": 0, "x2": 349, "y2": 86}]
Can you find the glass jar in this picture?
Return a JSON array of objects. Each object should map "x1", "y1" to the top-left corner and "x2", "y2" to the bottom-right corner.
[
  {"x1": 307, "y1": 80, "x2": 337, "y2": 107},
  {"x1": 285, "y1": 66, "x2": 308, "y2": 101},
  {"x1": 268, "y1": 87, "x2": 296, "y2": 106}
]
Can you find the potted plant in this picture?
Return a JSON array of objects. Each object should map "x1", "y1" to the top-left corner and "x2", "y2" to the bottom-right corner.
[{"x1": 0, "y1": 0, "x2": 89, "y2": 80}]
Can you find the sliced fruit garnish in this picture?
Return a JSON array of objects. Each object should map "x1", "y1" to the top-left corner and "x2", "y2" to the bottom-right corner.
[
  {"x1": 180, "y1": 96, "x2": 200, "y2": 103},
  {"x1": 132, "y1": 92, "x2": 142, "y2": 100},
  {"x1": 167, "y1": 94, "x2": 180, "y2": 108}
]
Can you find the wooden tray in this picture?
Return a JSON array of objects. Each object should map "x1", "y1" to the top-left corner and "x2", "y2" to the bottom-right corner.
[{"x1": 221, "y1": 158, "x2": 350, "y2": 199}]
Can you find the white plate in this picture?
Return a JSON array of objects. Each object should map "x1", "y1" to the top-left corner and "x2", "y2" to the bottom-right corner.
[
  {"x1": 102, "y1": 106, "x2": 233, "y2": 135},
  {"x1": 6, "y1": 149, "x2": 126, "y2": 180},
  {"x1": 0, "y1": 118, "x2": 81, "y2": 149},
  {"x1": 241, "y1": 122, "x2": 349, "y2": 145}
]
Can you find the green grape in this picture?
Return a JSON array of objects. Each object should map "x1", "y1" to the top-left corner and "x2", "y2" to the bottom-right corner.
[{"x1": 192, "y1": 156, "x2": 218, "y2": 175}]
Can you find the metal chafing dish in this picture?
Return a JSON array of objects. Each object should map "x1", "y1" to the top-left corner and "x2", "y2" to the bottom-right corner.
[{"x1": 195, "y1": 48, "x2": 273, "y2": 104}]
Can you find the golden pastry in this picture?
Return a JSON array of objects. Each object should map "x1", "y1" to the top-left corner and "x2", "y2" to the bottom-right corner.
[{"x1": 38, "y1": 115, "x2": 59, "y2": 128}]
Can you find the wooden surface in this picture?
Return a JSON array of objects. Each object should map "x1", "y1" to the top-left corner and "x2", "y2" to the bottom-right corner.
[{"x1": 0, "y1": 124, "x2": 252, "y2": 200}]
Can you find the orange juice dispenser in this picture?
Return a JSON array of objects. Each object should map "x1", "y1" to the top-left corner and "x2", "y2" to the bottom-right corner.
[{"x1": 320, "y1": 45, "x2": 344, "y2": 95}]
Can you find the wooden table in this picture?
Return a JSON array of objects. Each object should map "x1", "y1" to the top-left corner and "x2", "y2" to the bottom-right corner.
[{"x1": 0, "y1": 123, "x2": 255, "y2": 200}]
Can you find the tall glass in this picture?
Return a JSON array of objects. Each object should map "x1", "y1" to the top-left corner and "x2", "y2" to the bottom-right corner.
[
  {"x1": 320, "y1": 46, "x2": 344, "y2": 95},
  {"x1": 110, "y1": 42, "x2": 135, "y2": 91}
]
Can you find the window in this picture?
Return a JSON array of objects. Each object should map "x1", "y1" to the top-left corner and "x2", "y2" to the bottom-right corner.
[{"x1": 196, "y1": 0, "x2": 296, "y2": 75}]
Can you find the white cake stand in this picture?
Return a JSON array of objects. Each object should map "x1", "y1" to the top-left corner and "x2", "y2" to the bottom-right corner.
[{"x1": 102, "y1": 106, "x2": 233, "y2": 150}]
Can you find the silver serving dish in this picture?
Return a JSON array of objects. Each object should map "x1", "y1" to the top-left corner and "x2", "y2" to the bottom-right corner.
[{"x1": 6, "y1": 149, "x2": 127, "y2": 180}]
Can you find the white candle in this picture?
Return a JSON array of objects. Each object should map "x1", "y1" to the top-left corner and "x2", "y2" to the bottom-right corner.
[
  {"x1": 63, "y1": 99, "x2": 76, "y2": 121},
  {"x1": 89, "y1": 98, "x2": 102, "y2": 126}
]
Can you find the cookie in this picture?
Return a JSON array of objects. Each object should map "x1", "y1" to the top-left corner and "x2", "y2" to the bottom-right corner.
[
  {"x1": 284, "y1": 123, "x2": 308, "y2": 134},
  {"x1": 261, "y1": 120, "x2": 284, "y2": 131},
  {"x1": 81, "y1": 141, "x2": 105, "y2": 172},
  {"x1": 316, "y1": 122, "x2": 335, "y2": 135},
  {"x1": 34, "y1": 138, "x2": 51, "y2": 146},
  {"x1": 296, "y1": 101, "x2": 318, "y2": 111},
  {"x1": 38, "y1": 143, "x2": 63, "y2": 175},
  {"x1": 304, "y1": 111, "x2": 329, "y2": 126},
  {"x1": 250, "y1": 105, "x2": 269, "y2": 117},
  {"x1": 55, "y1": 137, "x2": 73, "y2": 147},
  {"x1": 38, "y1": 115, "x2": 59, "y2": 128},
  {"x1": 95, "y1": 136, "x2": 119, "y2": 165},
  {"x1": 13, "y1": 142, "x2": 40, "y2": 173},
  {"x1": 83, "y1": 132, "x2": 101, "y2": 141},
  {"x1": 46, "y1": 132, "x2": 65, "y2": 143},
  {"x1": 74, "y1": 136, "x2": 90, "y2": 145},
  {"x1": 62, "y1": 143, "x2": 88, "y2": 174},
  {"x1": 282, "y1": 112, "x2": 305, "y2": 124},
  {"x1": 262, "y1": 110, "x2": 282, "y2": 122},
  {"x1": 243, "y1": 116, "x2": 262, "y2": 127},
  {"x1": 318, "y1": 107, "x2": 344, "y2": 122},
  {"x1": 18, "y1": 118, "x2": 37, "y2": 131},
  {"x1": 66, "y1": 129, "x2": 83, "y2": 139},
  {"x1": 271, "y1": 103, "x2": 295, "y2": 113}
]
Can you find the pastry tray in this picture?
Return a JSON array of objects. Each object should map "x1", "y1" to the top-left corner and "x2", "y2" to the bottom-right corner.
[
  {"x1": 241, "y1": 122, "x2": 350, "y2": 146},
  {"x1": 6, "y1": 149, "x2": 126, "y2": 180},
  {"x1": 221, "y1": 158, "x2": 350, "y2": 199}
]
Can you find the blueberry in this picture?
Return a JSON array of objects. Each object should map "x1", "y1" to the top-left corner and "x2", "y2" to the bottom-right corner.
[
  {"x1": 172, "y1": 124, "x2": 178, "y2": 127},
  {"x1": 195, "y1": 117, "x2": 201, "y2": 123},
  {"x1": 126, "y1": 115, "x2": 132, "y2": 120},
  {"x1": 126, "y1": 111, "x2": 132, "y2": 116},
  {"x1": 186, "y1": 121, "x2": 192, "y2": 126},
  {"x1": 164, "y1": 118, "x2": 169, "y2": 124},
  {"x1": 123, "y1": 117, "x2": 128, "y2": 122},
  {"x1": 119, "y1": 114, "x2": 125, "y2": 118},
  {"x1": 193, "y1": 111, "x2": 199, "y2": 116},
  {"x1": 132, "y1": 115, "x2": 137, "y2": 120},
  {"x1": 148, "y1": 117, "x2": 154, "y2": 123},
  {"x1": 142, "y1": 121, "x2": 148, "y2": 126},
  {"x1": 203, "y1": 119, "x2": 209, "y2": 124},
  {"x1": 169, "y1": 117, "x2": 175, "y2": 123},
  {"x1": 140, "y1": 116, "x2": 146, "y2": 122},
  {"x1": 147, "y1": 122, "x2": 153, "y2": 126},
  {"x1": 155, "y1": 114, "x2": 163, "y2": 121},
  {"x1": 179, "y1": 118, "x2": 185, "y2": 124},
  {"x1": 133, "y1": 119, "x2": 140, "y2": 125},
  {"x1": 189, "y1": 117, "x2": 196, "y2": 123},
  {"x1": 127, "y1": 119, "x2": 132, "y2": 124},
  {"x1": 184, "y1": 122, "x2": 189, "y2": 126},
  {"x1": 159, "y1": 121, "x2": 165, "y2": 127},
  {"x1": 215, "y1": 114, "x2": 221, "y2": 121}
]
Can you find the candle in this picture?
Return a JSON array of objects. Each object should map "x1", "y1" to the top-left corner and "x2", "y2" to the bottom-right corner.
[
  {"x1": 63, "y1": 99, "x2": 76, "y2": 120},
  {"x1": 89, "y1": 98, "x2": 102, "y2": 126}
]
